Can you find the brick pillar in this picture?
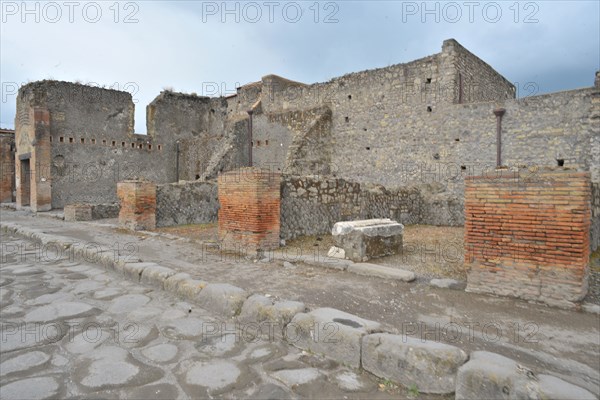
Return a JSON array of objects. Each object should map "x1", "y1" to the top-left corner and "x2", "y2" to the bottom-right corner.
[
  {"x1": 117, "y1": 180, "x2": 156, "y2": 230},
  {"x1": 0, "y1": 133, "x2": 15, "y2": 203},
  {"x1": 465, "y1": 169, "x2": 591, "y2": 309},
  {"x1": 218, "y1": 168, "x2": 281, "y2": 254}
]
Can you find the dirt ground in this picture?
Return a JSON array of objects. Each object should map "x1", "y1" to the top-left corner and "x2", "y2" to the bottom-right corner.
[{"x1": 156, "y1": 223, "x2": 600, "y2": 305}]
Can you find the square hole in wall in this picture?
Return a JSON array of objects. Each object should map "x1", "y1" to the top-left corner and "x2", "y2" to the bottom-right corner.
[
  {"x1": 426, "y1": 78, "x2": 432, "y2": 84},
  {"x1": 427, "y1": 106, "x2": 432, "y2": 112},
  {"x1": 158, "y1": 145, "x2": 162, "y2": 151},
  {"x1": 265, "y1": 140, "x2": 269, "y2": 146},
  {"x1": 69, "y1": 137, "x2": 74, "y2": 143},
  {"x1": 80, "y1": 138, "x2": 85, "y2": 144},
  {"x1": 138, "y1": 144, "x2": 143, "y2": 149},
  {"x1": 131, "y1": 143, "x2": 135, "y2": 148},
  {"x1": 122, "y1": 142, "x2": 125, "y2": 147},
  {"x1": 112, "y1": 141, "x2": 116, "y2": 146},
  {"x1": 49, "y1": 136, "x2": 53, "y2": 142},
  {"x1": 102, "y1": 139, "x2": 107, "y2": 145},
  {"x1": 148, "y1": 144, "x2": 152, "y2": 150},
  {"x1": 91, "y1": 138, "x2": 96, "y2": 144},
  {"x1": 257, "y1": 140, "x2": 261, "y2": 147}
]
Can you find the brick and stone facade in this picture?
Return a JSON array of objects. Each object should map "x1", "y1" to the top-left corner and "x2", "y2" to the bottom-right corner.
[
  {"x1": 465, "y1": 169, "x2": 591, "y2": 308},
  {"x1": 117, "y1": 180, "x2": 156, "y2": 231},
  {"x1": 218, "y1": 168, "x2": 281, "y2": 253}
]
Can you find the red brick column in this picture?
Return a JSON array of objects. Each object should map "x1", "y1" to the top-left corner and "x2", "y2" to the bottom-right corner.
[
  {"x1": 0, "y1": 133, "x2": 14, "y2": 203},
  {"x1": 465, "y1": 169, "x2": 591, "y2": 309},
  {"x1": 117, "y1": 180, "x2": 156, "y2": 230},
  {"x1": 218, "y1": 168, "x2": 281, "y2": 253}
]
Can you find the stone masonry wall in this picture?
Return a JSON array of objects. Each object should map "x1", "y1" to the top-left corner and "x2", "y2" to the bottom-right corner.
[
  {"x1": 156, "y1": 180, "x2": 219, "y2": 227},
  {"x1": 281, "y1": 175, "x2": 425, "y2": 240},
  {"x1": 147, "y1": 91, "x2": 228, "y2": 181},
  {"x1": 16, "y1": 81, "x2": 175, "y2": 209},
  {"x1": 218, "y1": 168, "x2": 281, "y2": 252},
  {"x1": 465, "y1": 169, "x2": 591, "y2": 309}
]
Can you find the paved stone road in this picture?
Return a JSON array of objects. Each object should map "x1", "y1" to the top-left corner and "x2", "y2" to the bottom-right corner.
[{"x1": 0, "y1": 233, "x2": 422, "y2": 400}]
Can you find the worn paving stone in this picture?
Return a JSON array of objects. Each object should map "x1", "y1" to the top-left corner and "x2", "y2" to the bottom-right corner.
[
  {"x1": 107, "y1": 294, "x2": 151, "y2": 314},
  {"x1": 181, "y1": 359, "x2": 250, "y2": 396},
  {"x1": 161, "y1": 317, "x2": 207, "y2": 340},
  {"x1": 271, "y1": 368, "x2": 322, "y2": 386},
  {"x1": 0, "y1": 351, "x2": 51, "y2": 377},
  {"x1": 23, "y1": 301, "x2": 99, "y2": 322},
  {"x1": 127, "y1": 383, "x2": 181, "y2": 400},
  {"x1": 0, "y1": 376, "x2": 61, "y2": 399},
  {"x1": 332, "y1": 370, "x2": 376, "y2": 392},
  {"x1": 141, "y1": 343, "x2": 179, "y2": 363},
  {"x1": 249, "y1": 383, "x2": 294, "y2": 400}
]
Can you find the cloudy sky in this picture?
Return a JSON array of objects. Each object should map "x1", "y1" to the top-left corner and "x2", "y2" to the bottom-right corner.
[{"x1": 1, "y1": 0, "x2": 598, "y2": 132}]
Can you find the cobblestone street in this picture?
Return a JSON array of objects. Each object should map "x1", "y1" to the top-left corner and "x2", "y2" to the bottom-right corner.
[{"x1": 0, "y1": 233, "x2": 413, "y2": 400}]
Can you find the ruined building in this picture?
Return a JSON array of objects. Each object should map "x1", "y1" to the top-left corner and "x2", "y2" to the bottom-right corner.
[{"x1": 11, "y1": 39, "x2": 600, "y2": 252}]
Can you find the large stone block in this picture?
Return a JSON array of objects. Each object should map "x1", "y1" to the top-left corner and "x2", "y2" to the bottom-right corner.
[
  {"x1": 64, "y1": 204, "x2": 93, "y2": 221},
  {"x1": 285, "y1": 308, "x2": 380, "y2": 368},
  {"x1": 362, "y1": 333, "x2": 468, "y2": 394},
  {"x1": 332, "y1": 219, "x2": 404, "y2": 262},
  {"x1": 238, "y1": 294, "x2": 305, "y2": 334},
  {"x1": 196, "y1": 283, "x2": 248, "y2": 318},
  {"x1": 456, "y1": 351, "x2": 597, "y2": 400}
]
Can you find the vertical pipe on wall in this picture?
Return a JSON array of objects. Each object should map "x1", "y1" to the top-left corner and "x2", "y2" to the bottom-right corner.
[
  {"x1": 247, "y1": 110, "x2": 253, "y2": 167},
  {"x1": 175, "y1": 140, "x2": 180, "y2": 181},
  {"x1": 493, "y1": 108, "x2": 506, "y2": 168}
]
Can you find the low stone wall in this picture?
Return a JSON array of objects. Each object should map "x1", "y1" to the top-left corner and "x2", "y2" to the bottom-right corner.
[
  {"x1": 91, "y1": 203, "x2": 120, "y2": 220},
  {"x1": 465, "y1": 169, "x2": 591, "y2": 309},
  {"x1": 156, "y1": 181, "x2": 218, "y2": 227},
  {"x1": 280, "y1": 175, "x2": 426, "y2": 240}
]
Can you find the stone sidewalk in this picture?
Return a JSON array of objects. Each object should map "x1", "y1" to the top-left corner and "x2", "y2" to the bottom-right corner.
[{"x1": 1, "y1": 209, "x2": 599, "y2": 397}]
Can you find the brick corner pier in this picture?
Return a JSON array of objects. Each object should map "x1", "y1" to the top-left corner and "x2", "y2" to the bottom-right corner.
[{"x1": 465, "y1": 168, "x2": 591, "y2": 309}]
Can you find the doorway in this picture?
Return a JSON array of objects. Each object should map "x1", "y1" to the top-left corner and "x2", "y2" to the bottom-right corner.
[{"x1": 20, "y1": 158, "x2": 31, "y2": 206}]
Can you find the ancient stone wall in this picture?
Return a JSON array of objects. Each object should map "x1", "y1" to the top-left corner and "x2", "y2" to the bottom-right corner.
[
  {"x1": 16, "y1": 81, "x2": 175, "y2": 209},
  {"x1": 447, "y1": 39, "x2": 516, "y2": 103},
  {"x1": 156, "y1": 180, "x2": 219, "y2": 227},
  {"x1": 281, "y1": 175, "x2": 425, "y2": 240},
  {"x1": 147, "y1": 91, "x2": 228, "y2": 181},
  {"x1": 465, "y1": 169, "x2": 591, "y2": 309}
]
